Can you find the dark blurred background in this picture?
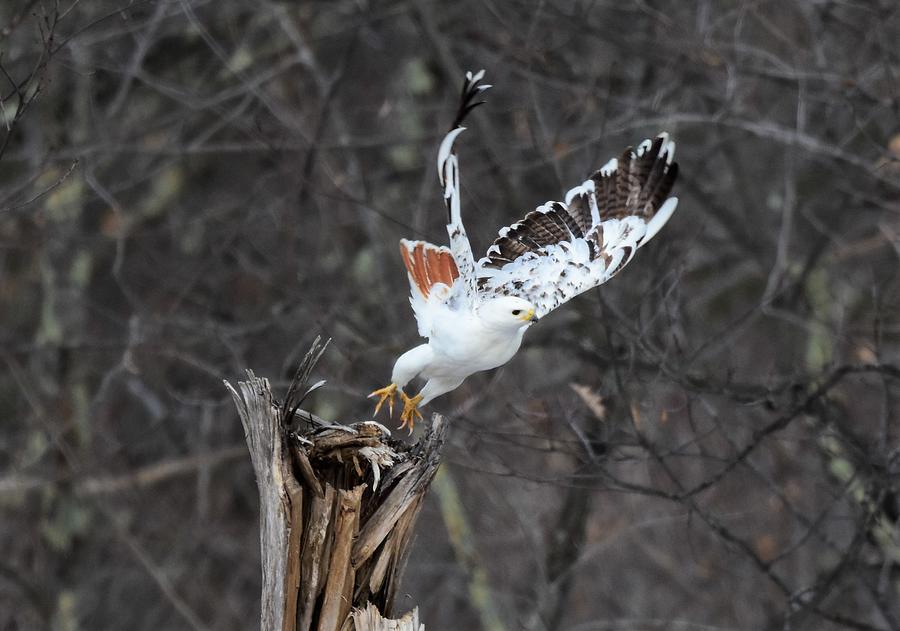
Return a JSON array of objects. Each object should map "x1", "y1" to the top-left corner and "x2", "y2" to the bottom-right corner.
[{"x1": 2, "y1": 1, "x2": 899, "y2": 629}]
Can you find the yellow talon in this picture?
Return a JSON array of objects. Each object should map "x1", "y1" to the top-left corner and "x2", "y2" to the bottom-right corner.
[
  {"x1": 399, "y1": 391, "x2": 423, "y2": 434},
  {"x1": 368, "y1": 383, "x2": 398, "y2": 418}
]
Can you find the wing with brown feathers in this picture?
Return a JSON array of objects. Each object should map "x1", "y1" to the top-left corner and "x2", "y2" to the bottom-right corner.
[
  {"x1": 400, "y1": 239, "x2": 459, "y2": 299},
  {"x1": 399, "y1": 239, "x2": 462, "y2": 338},
  {"x1": 476, "y1": 133, "x2": 679, "y2": 317}
]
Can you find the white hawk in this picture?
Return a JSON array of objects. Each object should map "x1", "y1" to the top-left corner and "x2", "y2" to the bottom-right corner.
[{"x1": 370, "y1": 70, "x2": 679, "y2": 430}]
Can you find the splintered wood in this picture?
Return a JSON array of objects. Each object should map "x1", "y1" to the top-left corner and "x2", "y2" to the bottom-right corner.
[
  {"x1": 346, "y1": 604, "x2": 424, "y2": 631},
  {"x1": 225, "y1": 370, "x2": 444, "y2": 631}
]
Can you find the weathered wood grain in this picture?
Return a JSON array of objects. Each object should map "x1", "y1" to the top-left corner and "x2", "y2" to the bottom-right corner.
[
  {"x1": 318, "y1": 485, "x2": 365, "y2": 631},
  {"x1": 224, "y1": 370, "x2": 289, "y2": 631},
  {"x1": 225, "y1": 342, "x2": 444, "y2": 631},
  {"x1": 283, "y1": 464, "x2": 304, "y2": 631}
]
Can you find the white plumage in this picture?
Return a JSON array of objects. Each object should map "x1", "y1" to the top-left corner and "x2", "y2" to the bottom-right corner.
[{"x1": 369, "y1": 71, "x2": 680, "y2": 430}]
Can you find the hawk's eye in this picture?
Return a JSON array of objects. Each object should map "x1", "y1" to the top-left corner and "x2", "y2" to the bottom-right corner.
[{"x1": 511, "y1": 310, "x2": 522, "y2": 316}]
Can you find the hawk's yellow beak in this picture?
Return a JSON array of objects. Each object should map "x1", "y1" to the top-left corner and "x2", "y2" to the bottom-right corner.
[{"x1": 517, "y1": 307, "x2": 538, "y2": 323}]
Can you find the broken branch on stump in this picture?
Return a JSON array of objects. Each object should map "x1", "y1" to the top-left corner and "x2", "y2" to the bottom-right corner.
[{"x1": 224, "y1": 338, "x2": 445, "y2": 631}]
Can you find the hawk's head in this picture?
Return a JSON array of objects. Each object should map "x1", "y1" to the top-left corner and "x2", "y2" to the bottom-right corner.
[{"x1": 479, "y1": 296, "x2": 539, "y2": 331}]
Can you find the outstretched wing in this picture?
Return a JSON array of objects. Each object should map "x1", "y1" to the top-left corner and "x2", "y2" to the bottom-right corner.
[
  {"x1": 476, "y1": 134, "x2": 679, "y2": 317},
  {"x1": 400, "y1": 239, "x2": 461, "y2": 338},
  {"x1": 437, "y1": 70, "x2": 491, "y2": 311}
]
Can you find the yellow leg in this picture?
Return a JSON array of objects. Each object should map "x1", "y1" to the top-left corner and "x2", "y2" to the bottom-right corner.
[
  {"x1": 368, "y1": 383, "x2": 398, "y2": 418},
  {"x1": 399, "y1": 391, "x2": 423, "y2": 434}
]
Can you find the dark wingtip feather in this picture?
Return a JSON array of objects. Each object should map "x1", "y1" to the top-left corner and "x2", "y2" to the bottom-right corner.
[{"x1": 450, "y1": 71, "x2": 491, "y2": 130}]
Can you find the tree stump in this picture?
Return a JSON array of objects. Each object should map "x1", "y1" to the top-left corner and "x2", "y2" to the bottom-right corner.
[{"x1": 225, "y1": 339, "x2": 440, "y2": 631}]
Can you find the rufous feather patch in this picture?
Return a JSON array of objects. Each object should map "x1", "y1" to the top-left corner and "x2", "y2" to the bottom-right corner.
[{"x1": 400, "y1": 240, "x2": 459, "y2": 298}]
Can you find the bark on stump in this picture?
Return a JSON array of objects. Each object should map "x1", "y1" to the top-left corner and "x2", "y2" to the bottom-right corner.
[{"x1": 225, "y1": 340, "x2": 441, "y2": 631}]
